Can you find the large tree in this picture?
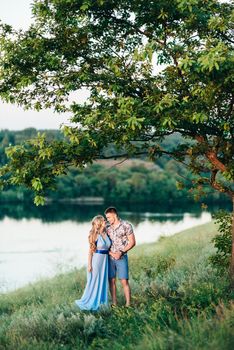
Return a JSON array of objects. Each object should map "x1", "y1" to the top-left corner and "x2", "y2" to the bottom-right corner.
[{"x1": 0, "y1": 0, "x2": 233, "y2": 276}]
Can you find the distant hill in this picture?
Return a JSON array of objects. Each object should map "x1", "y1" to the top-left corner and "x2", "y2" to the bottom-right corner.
[
  {"x1": 96, "y1": 158, "x2": 161, "y2": 170},
  {"x1": 0, "y1": 129, "x2": 228, "y2": 204}
]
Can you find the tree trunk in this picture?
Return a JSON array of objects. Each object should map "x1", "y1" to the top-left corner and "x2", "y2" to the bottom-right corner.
[{"x1": 231, "y1": 195, "x2": 234, "y2": 288}]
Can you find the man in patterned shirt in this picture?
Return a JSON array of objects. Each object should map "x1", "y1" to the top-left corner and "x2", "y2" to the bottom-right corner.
[{"x1": 105, "y1": 207, "x2": 136, "y2": 307}]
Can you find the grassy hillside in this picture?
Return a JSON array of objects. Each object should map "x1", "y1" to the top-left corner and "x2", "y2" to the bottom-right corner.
[{"x1": 0, "y1": 222, "x2": 233, "y2": 350}]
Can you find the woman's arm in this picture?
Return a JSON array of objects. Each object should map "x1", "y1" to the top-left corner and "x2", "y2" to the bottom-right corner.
[{"x1": 88, "y1": 248, "x2": 93, "y2": 272}]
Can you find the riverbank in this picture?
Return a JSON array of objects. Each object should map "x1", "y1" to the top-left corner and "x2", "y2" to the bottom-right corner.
[{"x1": 0, "y1": 222, "x2": 233, "y2": 349}]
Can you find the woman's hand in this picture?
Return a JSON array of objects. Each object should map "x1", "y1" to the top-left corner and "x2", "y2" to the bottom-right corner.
[
  {"x1": 88, "y1": 265, "x2": 92, "y2": 272},
  {"x1": 112, "y1": 251, "x2": 122, "y2": 260},
  {"x1": 109, "y1": 251, "x2": 115, "y2": 259},
  {"x1": 109, "y1": 251, "x2": 122, "y2": 260}
]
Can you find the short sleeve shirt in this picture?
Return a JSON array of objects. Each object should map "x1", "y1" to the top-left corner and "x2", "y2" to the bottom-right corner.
[{"x1": 106, "y1": 220, "x2": 134, "y2": 253}]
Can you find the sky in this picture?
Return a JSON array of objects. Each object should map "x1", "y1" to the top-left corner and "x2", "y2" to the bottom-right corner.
[{"x1": 0, "y1": 0, "x2": 88, "y2": 130}]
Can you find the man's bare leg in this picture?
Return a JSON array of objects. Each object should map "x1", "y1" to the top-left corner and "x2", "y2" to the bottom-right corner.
[
  {"x1": 109, "y1": 278, "x2": 117, "y2": 305},
  {"x1": 120, "y1": 279, "x2": 131, "y2": 306}
]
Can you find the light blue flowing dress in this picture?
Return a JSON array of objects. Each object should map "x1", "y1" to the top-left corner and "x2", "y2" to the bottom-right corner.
[{"x1": 75, "y1": 234, "x2": 111, "y2": 311}]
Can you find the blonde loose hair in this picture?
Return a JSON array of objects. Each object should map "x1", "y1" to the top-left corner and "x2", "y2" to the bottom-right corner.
[{"x1": 88, "y1": 215, "x2": 105, "y2": 253}]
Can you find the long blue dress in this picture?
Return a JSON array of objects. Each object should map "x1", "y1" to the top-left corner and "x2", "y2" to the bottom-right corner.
[{"x1": 75, "y1": 234, "x2": 111, "y2": 311}]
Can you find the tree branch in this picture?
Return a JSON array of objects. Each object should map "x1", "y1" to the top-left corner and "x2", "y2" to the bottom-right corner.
[
  {"x1": 195, "y1": 135, "x2": 227, "y2": 173},
  {"x1": 209, "y1": 169, "x2": 233, "y2": 197}
]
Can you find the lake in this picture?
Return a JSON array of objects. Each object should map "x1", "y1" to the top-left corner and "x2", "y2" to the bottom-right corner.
[{"x1": 0, "y1": 202, "x2": 229, "y2": 293}]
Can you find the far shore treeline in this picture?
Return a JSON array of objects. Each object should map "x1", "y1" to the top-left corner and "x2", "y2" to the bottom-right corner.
[{"x1": 0, "y1": 128, "x2": 228, "y2": 206}]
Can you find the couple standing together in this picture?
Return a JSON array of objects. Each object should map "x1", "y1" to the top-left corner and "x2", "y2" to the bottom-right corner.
[{"x1": 75, "y1": 207, "x2": 136, "y2": 311}]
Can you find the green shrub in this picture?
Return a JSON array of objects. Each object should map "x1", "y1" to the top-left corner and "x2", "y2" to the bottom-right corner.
[{"x1": 209, "y1": 211, "x2": 232, "y2": 273}]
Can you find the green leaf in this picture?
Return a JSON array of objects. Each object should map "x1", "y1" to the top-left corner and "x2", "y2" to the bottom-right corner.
[
  {"x1": 34, "y1": 195, "x2": 45, "y2": 206},
  {"x1": 80, "y1": 1, "x2": 91, "y2": 11},
  {"x1": 32, "y1": 178, "x2": 43, "y2": 191}
]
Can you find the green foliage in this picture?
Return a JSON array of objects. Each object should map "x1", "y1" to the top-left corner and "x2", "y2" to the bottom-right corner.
[
  {"x1": 0, "y1": 0, "x2": 233, "y2": 205},
  {"x1": 34, "y1": 195, "x2": 45, "y2": 206},
  {"x1": 209, "y1": 211, "x2": 232, "y2": 273},
  {"x1": 1, "y1": 130, "x2": 228, "y2": 204},
  {"x1": 32, "y1": 178, "x2": 43, "y2": 191}
]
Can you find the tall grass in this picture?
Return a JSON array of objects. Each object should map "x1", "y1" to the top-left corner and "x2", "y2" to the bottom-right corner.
[{"x1": 0, "y1": 222, "x2": 233, "y2": 349}]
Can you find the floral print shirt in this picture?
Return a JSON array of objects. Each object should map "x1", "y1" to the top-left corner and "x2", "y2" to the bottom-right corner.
[{"x1": 106, "y1": 220, "x2": 134, "y2": 253}]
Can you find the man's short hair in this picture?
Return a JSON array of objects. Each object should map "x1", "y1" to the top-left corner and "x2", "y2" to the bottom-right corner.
[{"x1": 104, "y1": 207, "x2": 118, "y2": 216}]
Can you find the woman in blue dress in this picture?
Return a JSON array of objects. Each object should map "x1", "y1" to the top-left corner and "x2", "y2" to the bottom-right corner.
[{"x1": 75, "y1": 215, "x2": 111, "y2": 311}]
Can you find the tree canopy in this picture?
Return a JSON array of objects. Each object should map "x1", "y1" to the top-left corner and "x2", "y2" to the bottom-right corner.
[{"x1": 0, "y1": 0, "x2": 233, "y2": 206}]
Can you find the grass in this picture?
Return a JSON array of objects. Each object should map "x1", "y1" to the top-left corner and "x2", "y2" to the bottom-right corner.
[{"x1": 0, "y1": 222, "x2": 233, "y2": 350}]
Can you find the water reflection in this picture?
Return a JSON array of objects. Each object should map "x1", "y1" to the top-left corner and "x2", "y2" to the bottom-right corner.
[{"x1": 0, "y1": 201, "x2": 231, "y2": 223}]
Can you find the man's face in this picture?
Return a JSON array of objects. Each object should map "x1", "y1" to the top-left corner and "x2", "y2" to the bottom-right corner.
[{"x1": 105, "y1": 212, "x2": 117, "y2": 225}]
